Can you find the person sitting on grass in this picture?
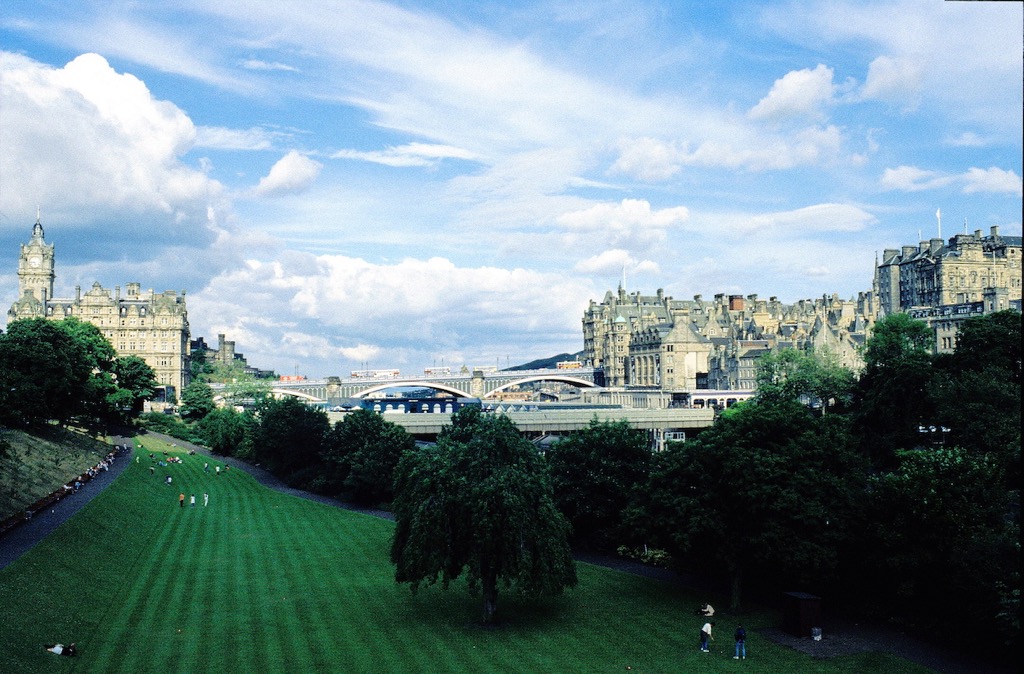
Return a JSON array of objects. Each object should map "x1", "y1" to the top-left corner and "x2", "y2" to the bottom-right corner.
[{"x1": 44, "y1": 642, "x2": 76, "y2": 656}]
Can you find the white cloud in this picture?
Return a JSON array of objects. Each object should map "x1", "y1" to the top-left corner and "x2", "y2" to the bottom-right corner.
[
  {"x1": 740, "y1": 203, "x2": 876, "y2": 235},
  {"x1": 573, "y1": 249, "x2": 660, "y2": 275},
  {"x1": 332, "y1": 142, "x2": 479, "y2": 167},
  {"x1": 943, "y1": 131, "x2": 990, "y2": 147},
  {"x1": 195, "y1": 126, "x2": 282, "y2": 150},
  {"x1": 962, "y1": 167, "x2": 1023, "y2": 196},
  {"x1": 189, "y1": 252, "x2": 594, "y2": 375},
  {"x1": 557, "y1": 199, "x2": 689, "y2": 250},
  {"x1": 254, "y1": 150, "x2": 323, "y2": 197},
  {"x1": 611, "y1": 123, "x2": 845, "y2": 178},
  {"x1": 240, "y1": 59, "x2": 298, "y2": 72},
  {"x1": 748, "y1": 64, "x2": 835, "y2": 122},
  {"x1": 0, "y1": 51, "x2": 223, "y2": 244},
  {"x1": 859, "y1": 55, "x2": 922, "y2": 109},
  {"x1": 610, "y1": 137, "x2": 683, "y2": 181},
  {"x1": 880, "y1": 165, "x2": 955, "y2": 192},
  {"x1": 880, "y1": 165, "x2": 1021, "y2": 196}
]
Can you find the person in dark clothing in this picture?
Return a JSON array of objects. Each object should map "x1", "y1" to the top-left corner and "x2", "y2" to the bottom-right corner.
[{"x1": 734, "y1": 625, "x2": 746, "y2": 659}]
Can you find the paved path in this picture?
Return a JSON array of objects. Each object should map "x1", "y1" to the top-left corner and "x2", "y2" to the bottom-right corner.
[
  {"x1": 0, "y1": 430, "x2": 1013, "y2": 673},
  {"x1": 0, "y1": 435, "x2": 133, "y2": 571}
]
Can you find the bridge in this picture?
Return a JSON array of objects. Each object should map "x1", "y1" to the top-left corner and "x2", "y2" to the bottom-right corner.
[
  {"x1": 325, "y1": 406, "x2": 715, "y2": 449},
  {"x1": 208, "y1": 368, "x2": 723, "y2": 443},
  {"x1": 258, "y1": 367, "x2": 599, "y2": 404}
]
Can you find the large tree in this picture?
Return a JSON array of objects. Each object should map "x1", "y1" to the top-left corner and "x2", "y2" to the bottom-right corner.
[
  {"x1": 0, "y1": 318, "x2": 94, "y2": 426},
  {"x1": 647, "y1": 397, "x2": 865, "y2": 611},
  {"x1": 247, "y1": 396, "x2": 328, "y2": 481},
  {"x1": 546, "y1": 418, "x2": 651, "y2": 551},
  {"x1": 853, "y1": 312, "x2": 936, "y2": 467},
  {"x1": 855, "y1": 447, "x2": 1018, "y2": 648},
  {"x1": 755, "y1": 346, "x2": 855, "y2": 413},
  {"x1": 390, "y1": 407, "x2": 577, "y2": 623},
  {"x1": 321, "y1": 408, "x2": 414, "y2": 504},
  {"x1": 196, "y1": 407, "x2": 251, "y2": 455},
  {"x1": 179, "y1": 380, "x2": 216, "y2": 421},
  {"x1": 110, "y1": 355, "x2": 159, "y2": 418},
  {"x1": 931, "y1": 310, "x2": 1021, "y2": 484}
]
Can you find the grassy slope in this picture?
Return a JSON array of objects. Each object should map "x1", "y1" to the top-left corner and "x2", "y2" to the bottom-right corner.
[
  {"x1": 0, "y1": 438, "x2": 933, "y2": 674},
  {"x1": 0, "y1": 427, "x2": 115, "y2": 521}
]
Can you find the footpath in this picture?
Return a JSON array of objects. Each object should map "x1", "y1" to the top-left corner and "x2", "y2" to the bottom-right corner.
[{"x1": 0, "y1": 430, "x2": 1013, "y2": 674}]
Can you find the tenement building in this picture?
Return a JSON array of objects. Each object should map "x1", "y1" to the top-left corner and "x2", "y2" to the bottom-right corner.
[
  {"x1": 875, "y1": 226, "x2": 1022, "y2": 352},
  {"x1": 582, "y1": 286, "x2": 875, "y2": 392},
  {"x1": 8, "y1": 219, "x2": 191, "y2": 400}
]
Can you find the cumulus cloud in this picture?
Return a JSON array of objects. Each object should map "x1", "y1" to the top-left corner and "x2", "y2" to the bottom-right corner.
[
  {"x1": 573, "y1": 249, "x2": 660, "y2": 275},
  {"x1": 748, "y1": 64, "x2": 835, "y2": 122},
  {"x1": 254, "y1": 150, "x2": 323, "y2": 197},
  {"x1": 557, "y1": 199, "x2": 689, "y2": 250},
  {"x1": 189, "y1": 252, "x2": 593, "y2": 375},
  {"x1": 859, "y1": 55, "x2": 922, "y2": 109},
  {"x1": 0, "y1": 51, "x2": 222, "y2": 249},
  {"x1": 332, "y1": 142, "x2": 479, "y2": 167},
  {"x1": 962, "y1": 167, "x2": 1023, "y2": 196},
  {"x1": 880, "y1": 165, "x2": 956, "y2": 192},
  {"x1": 610, "y1": 137, "x2": 683, "y2": 181}
]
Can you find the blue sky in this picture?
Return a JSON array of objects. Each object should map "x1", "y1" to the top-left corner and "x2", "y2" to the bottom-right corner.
[{"x1": 1, "y1": 0, "x2": 1021, "y2": 378}]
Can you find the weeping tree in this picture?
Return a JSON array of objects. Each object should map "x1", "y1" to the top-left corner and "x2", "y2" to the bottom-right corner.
[{"x1": 390, "y1": 407, "x2": 577, "y2": 623}]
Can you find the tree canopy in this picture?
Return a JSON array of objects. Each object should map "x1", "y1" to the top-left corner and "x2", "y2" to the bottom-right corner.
[
  {"x1": 390, "y1": 407, "x2": 576, "y2": 623},
  {"x1": 321, "y1": 408, "x2": 414, "y2": 505},
  {"x1": 179, "y1": 380, "x2": 216, "y2": 421},
  {"x1": 853, "y1": 312, "x2": 937, "y2": 467},
  {"x1": 0, "y1": 318, "x2": 161, "y2": 427},
  {"x1": 246, "y1": 396, "x2": 329, "y2": 482},
  {"x1": 647, "y1": 397, "x2": 865, "y2": 611},
  {"x1": 546, "y1": 418, "x2": 651, "y2": 551},
  {"x1": 755, "y1": 346, "x2": 855, "y2": 412}
]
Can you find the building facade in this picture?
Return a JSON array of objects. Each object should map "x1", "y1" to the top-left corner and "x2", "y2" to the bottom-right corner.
[
  {"x1": 875, "y1": 226, "x2": 1022, "y2": 352},
  {"x1": 8, "y1": 219, "x2": 191, "y2": 400},
  {"x1": 583, "y1": 288, "x2": 875, "y2": 392}
]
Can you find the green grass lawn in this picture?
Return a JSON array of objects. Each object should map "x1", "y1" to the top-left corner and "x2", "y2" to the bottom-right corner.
[{"x1": 0, "y1": 440, "x2": 934, "y2": 673}]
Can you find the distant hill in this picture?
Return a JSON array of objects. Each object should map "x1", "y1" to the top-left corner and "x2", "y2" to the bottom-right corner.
[{"x1": 507, "y1": 351, "x2": 585, "y2": 371}]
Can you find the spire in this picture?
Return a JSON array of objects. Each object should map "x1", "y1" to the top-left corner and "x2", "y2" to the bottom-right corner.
[{"x1": 32, "y1": 210, "x2": 45, "y2": 240}]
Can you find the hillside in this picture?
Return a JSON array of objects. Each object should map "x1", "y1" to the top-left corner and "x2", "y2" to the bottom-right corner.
[
  {"x1": 0, "y1": 427, "x2": 115, "y2": 521},
  {"x1": 508, "y1": 351, "x2": 585, "y2": 371}
]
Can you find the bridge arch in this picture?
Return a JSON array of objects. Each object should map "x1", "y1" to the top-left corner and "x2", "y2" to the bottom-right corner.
[
  {"x1": 270, "y1": 388, "x2": 324, "y2": 402},
  {"x1": 484, "y1": 375, "x2": 598, "y2": 399},
  {"x1": 351, "y1": 381, "x2": 471, "y2": 399}
]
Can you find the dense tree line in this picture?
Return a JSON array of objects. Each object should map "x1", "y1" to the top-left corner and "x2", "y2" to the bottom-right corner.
[
  {"x1": 0, "y1": 317, "x2": 159, "y2": 428},
  {"x1": 636, "y1": 311, "x2": 1019, "y2": 655}
]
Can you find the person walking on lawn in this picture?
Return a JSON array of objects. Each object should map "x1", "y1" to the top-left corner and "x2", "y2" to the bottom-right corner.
[{"x1": 179, "y1": 493, "x2": 185, "y2": 508}]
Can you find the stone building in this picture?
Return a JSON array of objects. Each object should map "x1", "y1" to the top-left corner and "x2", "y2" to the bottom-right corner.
[
  {"x1": 875, "y1": 226, "x2": 1022, "y2": 352},
  {"x1": 582, "y1": 286, "x2": 679, "y2": 387},
  {"x1": 8, "y1": 219, "x2": 190, "y2": 400},
  {"x1": 583, "y1": 288, "x2": 875, "y2": 392}
]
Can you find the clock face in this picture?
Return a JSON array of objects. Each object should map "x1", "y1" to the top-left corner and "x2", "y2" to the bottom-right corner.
[{"x1": 29, "y1": 256, "x2": 41, "y2": 268}]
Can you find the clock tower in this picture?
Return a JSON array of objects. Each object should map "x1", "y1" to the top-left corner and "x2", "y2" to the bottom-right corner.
[{"x1": 17, "y1": 216, "x2": 56, "y2": 303}]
